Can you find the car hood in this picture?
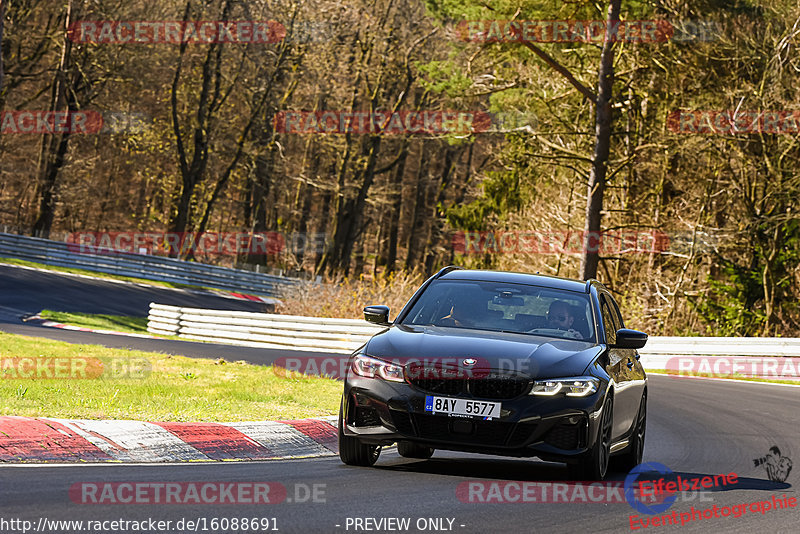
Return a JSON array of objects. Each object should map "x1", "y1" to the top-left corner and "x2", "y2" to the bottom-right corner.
[{"x1": 364, "y1": 324, "x2": 603, "y2": 379}]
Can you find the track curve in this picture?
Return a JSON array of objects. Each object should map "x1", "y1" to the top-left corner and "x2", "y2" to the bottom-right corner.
[{"x1": 0, "y1": 265, "x2": 797, "y2": 532}]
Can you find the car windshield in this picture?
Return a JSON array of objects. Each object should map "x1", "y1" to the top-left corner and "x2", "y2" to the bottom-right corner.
[{"x1": 401, "y1": 279, "x2": 596, "y2": 342}]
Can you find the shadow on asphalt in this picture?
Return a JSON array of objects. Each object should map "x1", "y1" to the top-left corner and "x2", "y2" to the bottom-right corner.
[
  {"x1": 376, "y1": 456, "x2": 576, "y2": 481},
  {"x1": 375, "y1": 457, "x2": 791, "y2": 493}
]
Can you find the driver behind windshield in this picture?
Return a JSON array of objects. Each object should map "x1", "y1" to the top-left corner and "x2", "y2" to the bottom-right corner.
[
  {"x1": 438, "y1": 291, "x2": 488, "y2": 328},
  {"x1": 544, "y1": 300, "x2": 584, "y2": 340}
]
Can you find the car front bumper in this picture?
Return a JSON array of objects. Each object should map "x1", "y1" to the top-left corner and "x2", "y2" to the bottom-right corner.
[{"x1": 341, "y1": 376, "x2": 607, "y2": 463}]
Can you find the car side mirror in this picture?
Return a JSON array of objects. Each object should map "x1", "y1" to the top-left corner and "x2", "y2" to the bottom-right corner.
[
  {"x1": 613, "y1": 329, "x2": 648, "y2": 349},
  {"x1": 364, "y1": 305, "x2": 391, "y2": 326}
]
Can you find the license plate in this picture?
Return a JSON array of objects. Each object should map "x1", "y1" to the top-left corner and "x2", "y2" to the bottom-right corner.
[{"x1": 424, "y1": 396, "x2": 501, "y2": 419}]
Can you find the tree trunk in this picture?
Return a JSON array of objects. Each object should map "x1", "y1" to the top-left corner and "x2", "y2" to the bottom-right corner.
[
  {"x1": 579, "y1": 0, "x2": 621, "y2": 280},
  {"x1": 385, "y1": 143, "x2": 409, "y2": 274},
  {"x1": 405, "y1": 142, "x2": 429, "y2": 270},
  {"x1": 316, "y1": 133, "x2": 356, "y2": 275},
  {"x1": 167, "y1": 0, "x2": 234, "y2": 249},
  {"x1": 313, "y1": 186, "x2": 333, "y2": 275},
  {"x1": 32, "y1": 0, "x2": 74, "y2": 238},
  {"x1": 295, "y1": 184, "x2": 315, "y2": 269},
  {"x1": 423, "y1": 146, "x2": 458, "y2": 273},
  {"x1": 32, "y1": 133, "x2": 71, "y2": 237},
  {"x1": 324, "y1": 134, "x2": 383, "y2": 276},
  {"x1": 0, "y1": 0, "x2": 6, "y2": 94}
]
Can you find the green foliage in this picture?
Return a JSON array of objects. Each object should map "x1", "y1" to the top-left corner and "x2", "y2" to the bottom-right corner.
[
  {"x1": 416, "y1": 60, "x2": 473, "y2": 98},
  {"x1": 693, "y1": 262, "x2": 766, "y2": 336},
  {"x1": 446, "y1": 168, "x2": 522, "y2": 231},
  {"x1": 424, "y1": 0, "x2": 580, "y2": 20},
  {"x1": 694, "y1": 219, "x2": 800, "y2": 336}
]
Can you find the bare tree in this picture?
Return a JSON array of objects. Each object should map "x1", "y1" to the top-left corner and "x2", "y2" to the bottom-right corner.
[{"x1": 579, "y1": 0, "x2": 621, "y2": 280}]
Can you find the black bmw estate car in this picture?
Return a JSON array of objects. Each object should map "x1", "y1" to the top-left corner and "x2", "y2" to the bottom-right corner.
[{"x1": 338, "y1": 267, "x2": 648, "y2": 480}]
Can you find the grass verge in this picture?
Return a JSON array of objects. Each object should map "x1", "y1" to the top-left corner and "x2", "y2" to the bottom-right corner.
[
  {"x1": 36, "y1": 310, "x2": 192, "y2": 342},
  {"x1": 39, "y1": 310, "x2": 149, "y2": 334},
  {"x1": 0, "y1": 332, "x2": 341, "y2": 421}
]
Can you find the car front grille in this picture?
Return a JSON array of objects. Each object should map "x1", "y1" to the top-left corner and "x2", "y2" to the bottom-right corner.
[
  {"x1": 407, "y1": 373, "x2": 531, "y2": 400},
  {"x1": 410, "y1": 377, "x2": 468, "y2": 396},
  {"x1": 469, "y1": 374, "x2": 531, "y2": 399}
]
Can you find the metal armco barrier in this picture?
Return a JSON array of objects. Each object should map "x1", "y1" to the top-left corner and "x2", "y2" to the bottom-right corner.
[
  {"x1": 148, "y1": 302, "x2": 800, "y2": 363},
  {"x1": 637, "y1": 336, "x2": 800, "y2": 357},
  {"x1": 0, "y1": 232, "x2": 300, "y2": 297},
  {"x1": 638, "y1": 337, "x2": 800, "y2": 374},
  {"x1": 148, "y1": 303, "x2": 383, "y2": 353}
]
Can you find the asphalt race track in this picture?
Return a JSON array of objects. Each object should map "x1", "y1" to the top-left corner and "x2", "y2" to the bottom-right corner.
[
  {"x1": 0, "y1": 265, "x2": 798, "y2": 533},
  {"x1": 0, "y1": 264, "x2": 339, "y2": 365},
  {"x1": 0, "y1": 377, "x2": 796, "y2": 533},
  {"x1": 0, "y1": 264, "x2": 274, "y2": 316}
]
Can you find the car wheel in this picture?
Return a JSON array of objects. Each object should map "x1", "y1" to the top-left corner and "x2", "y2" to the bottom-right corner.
[
  {"x1": 397, "y1": 441, "x2": 434, "y2": 459},
  {"x1": 615, "y1": 393, "x2": 646, "y2": 472},
  {"x1": 338, "y1": 400, "x2": 381, "y2": 466},
  {"x1": 570, "y1": 395, "x2": 613, "y2": 480}
]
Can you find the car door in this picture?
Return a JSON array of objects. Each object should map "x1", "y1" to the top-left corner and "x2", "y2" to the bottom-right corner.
[
  {"x1": 608, "y1": 294, "x2": 647, "y2": 428},
  {"x1": 599, "y1": 293, "x2": 635, "y2": 440}
]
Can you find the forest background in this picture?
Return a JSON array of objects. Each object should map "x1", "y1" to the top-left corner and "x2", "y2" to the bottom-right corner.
[{"x1": 1, "y1": 0, "x2": 799, "y2": 337}]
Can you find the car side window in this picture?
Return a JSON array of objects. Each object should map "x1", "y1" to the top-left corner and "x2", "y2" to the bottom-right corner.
[
  {"x1": 608, "y1": 295, "x2": 625, "y2": 329},
  {"x1": 600, "y1": 295, "x2": 618, "y2": 345}
]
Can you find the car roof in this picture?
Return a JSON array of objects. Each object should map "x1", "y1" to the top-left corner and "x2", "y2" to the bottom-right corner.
[{"x1": 438, "y1": 268, "x2": 595, "y2": 293}]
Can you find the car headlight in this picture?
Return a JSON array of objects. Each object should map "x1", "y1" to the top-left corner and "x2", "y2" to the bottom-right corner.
[
  {"x1": 350, "y1": 354, "x2": 405, "y2": 382},
  {"x1": 530, "y1": 377, "x2": 599, "y2": 397}
]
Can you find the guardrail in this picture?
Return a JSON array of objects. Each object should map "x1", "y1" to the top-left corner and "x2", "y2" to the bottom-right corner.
[
  {"x1": 148, "y1": 303, "x2": 800, "y2": 362},
  {"x1": 637, "y1": 336, "x2": 800, "y2": 357},
  {"x1": 148, "y1": 303, "x2": 383, "y2": 353},
  {"x1": 0, "y1": 232, "x2": 300, "y2": 297},
  {"x1": 637, "y1": 336, "x2": 800, "y2": 370}
]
